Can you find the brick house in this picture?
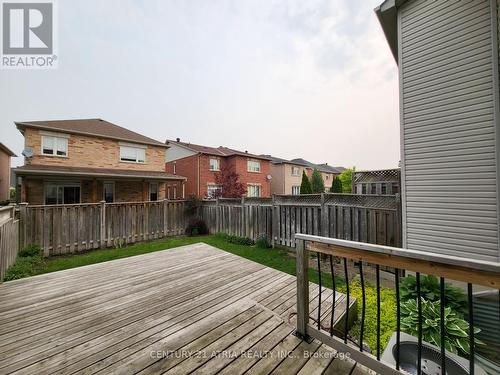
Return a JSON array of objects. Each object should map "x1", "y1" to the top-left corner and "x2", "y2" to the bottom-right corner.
[
  {"x1": 0, "y1": 143, "x2": 16, "y2": 203},
  {"x1": 165, "y1": 139, "x2": 272, "y2": 198},
  {"x1": 15, "y1": 119, "x2": 186, "y2": 205}
]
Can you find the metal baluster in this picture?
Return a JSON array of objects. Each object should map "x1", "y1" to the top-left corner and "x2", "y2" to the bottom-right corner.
[
  {"x1": 440, "y1": 277, "x2": 446, "y2": 375},
  {"x1": 376, "y1": 264, "x2": 381, "y2": 360},
  {"x1": 468, "y1": 283, "x2": 474, "y2": 375},
  {"x1": 317, "y1": 253, "x2": 322, "y2": 330},
  {"x1": 344, "y1": 257, "x2": 349, "y2": 344},
  {"x1": 359, "y1": 261, "x2": 366, "y2": 352},
  {"x1": 329, "y1": 254, "x2": 335, "y2": 337},
  {"x1": 417, "y1": 272, "x2": 422, "y2": 375},
  {"x1": 395, "y1": 268, "x2": 401, "y2": 370}
]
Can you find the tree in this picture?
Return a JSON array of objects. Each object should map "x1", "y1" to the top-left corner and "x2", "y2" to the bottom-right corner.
[
  {"x1": 214, "y1": 165, "x2": 246, "y2": 198},
  {"x1": 300, "y1": 171, "x2": 312, "y2": 194},
  {"x1": 311, "y1": 168, "x2": 325, "y2": 193},
  {"x1": 330, "y1": 176, "x2": 343, "y2": 193},
  {"x1": 338, "y1": 167, "x2": 355, "y2": 193}
]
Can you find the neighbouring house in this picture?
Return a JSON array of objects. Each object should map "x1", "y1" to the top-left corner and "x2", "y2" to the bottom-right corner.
[
  {"x1": 0, "y1": 143, "x2": 16, "y2": 203},
  {"x1": 289, "y1": 158, "x2": 345, "y2": 192},
  {"x1": 376, "y1": 0, "x2": 500, "y2": 262},
  {"x1": 266, "y1": 156, "x2": 309, "y2": 195},
  {"x1": 353, "y1": 168, "x2": 400, "y2": 195},
  {"x1": 165, "y1": 139, "x2": 272, "y2": 198},
  {"x1": 15, "y1": 119, "x2": 186, "y2": 205}
]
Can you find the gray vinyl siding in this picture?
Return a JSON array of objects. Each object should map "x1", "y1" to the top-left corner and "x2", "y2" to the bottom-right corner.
[{"x1": 399, "y1": 0, "x2": 500, "y2": 261}]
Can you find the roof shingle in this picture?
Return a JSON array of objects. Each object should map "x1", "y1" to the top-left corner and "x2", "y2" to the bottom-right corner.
[{"x1": 16, "y1": 119, "x2": 167, "y2": 147}]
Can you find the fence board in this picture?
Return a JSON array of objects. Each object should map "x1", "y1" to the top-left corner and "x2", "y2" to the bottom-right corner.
[
  {"x1": 0, "y1": 206, "x2": 19, "y2": 280},
  {"x1": 201, "y1": 194, "x2": 402, "y2": 248}
]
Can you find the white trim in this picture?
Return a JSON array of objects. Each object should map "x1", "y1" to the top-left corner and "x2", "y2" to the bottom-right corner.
[{"x1": 118, "y1": 141, "x2": 147, "y2": 149}]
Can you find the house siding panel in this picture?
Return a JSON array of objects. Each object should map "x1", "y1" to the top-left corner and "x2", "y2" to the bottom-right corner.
[{"x1": 400, "y1": 0, "x2": 500, "y2": 261}]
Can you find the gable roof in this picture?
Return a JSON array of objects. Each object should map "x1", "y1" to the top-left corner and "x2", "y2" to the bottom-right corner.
[
  {"x1": 0, "y1": 143, "x2": 16, "y2": 157},
  {"x1": 290, "y1": 158, "x2": 345, "y2": 174},
  {"x1": 166, "y1": 140, "x2": 271, "y2": 160},
  {"x1": 16, "y1": 119, "x2": 167, "y2": 147}
]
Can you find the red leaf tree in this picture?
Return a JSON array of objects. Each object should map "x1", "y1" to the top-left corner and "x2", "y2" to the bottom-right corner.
[{"x1": 214, "y1": 165, "x2": 246, "y2": 198}]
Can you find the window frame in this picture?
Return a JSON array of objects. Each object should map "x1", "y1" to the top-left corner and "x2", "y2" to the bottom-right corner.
[
  {"x1": 292, "y1": 185, "x2": 300, "y2": 195},
  {"x1": 103, "y1": 181, "x2": 115, "y2": 203},
  {"x1": 247, "y1": 184, "x2": 262, "y2": 197},
  {"x1": 149, "y1": 182, "x2": 159, "y2": 201},
  {"x1": 247, "y1": 160, "x2": 261, "y2": 173},
  {"x1": 119, "y1": 143, "x2": 146, "y2": 164},
  {"x1": 41, "y1": 134, "x2": 69, "y2": 157},
  {"x1": 207, "y1": 184, "x2": 222, "y2": 198},
  {"x1": 209, "y1": 158, "x2": 220, "y2": 171},
  {"x1": 291, "y1": 166, "x2": 300, "y2": 176},
  {"x1": 44, "y1": 182, "x2": 81, "y2": 205}
]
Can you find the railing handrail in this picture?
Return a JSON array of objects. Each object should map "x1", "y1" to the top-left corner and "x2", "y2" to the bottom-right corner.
[{"x1": 295, "y1": 233, "x2": 500, "y2": 284}]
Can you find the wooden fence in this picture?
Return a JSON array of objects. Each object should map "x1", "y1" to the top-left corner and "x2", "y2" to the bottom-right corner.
[
  {"x1": 0, "y1": 206, "x2": 19, "y2": 279},
  {"x1": 19, "y1": 200, "x2": 187, "y2": 257},
  {"x1": 201, "y1": 194, "x2": 401, "y2": 248}
]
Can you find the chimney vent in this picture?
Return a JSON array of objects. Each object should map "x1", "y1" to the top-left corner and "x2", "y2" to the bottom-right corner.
[{"x1": 176, "y1": 138, "x2": 180, "y2": 142}]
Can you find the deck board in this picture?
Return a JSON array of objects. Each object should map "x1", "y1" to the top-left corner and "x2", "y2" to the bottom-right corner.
[{"x1": 0, "y1": 243, "x2": 366, "y2": 375}]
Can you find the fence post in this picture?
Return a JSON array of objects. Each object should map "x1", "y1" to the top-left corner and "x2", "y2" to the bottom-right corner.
[
  {"x1": 19, "y1": 202, "x2": 28, "y2": 250},
  {"x1": 163, "y1": 199, "x2": 168, "y2": 238},
  {"x1": 295, "y1": 238, "x2": 310, "y2": 339},
  {"x1": 100, "y1": 201, "x2": 106, "y2": 248},
  {"x1": 321, "y1": 193, "x2": 328, "y2": 237},
  {"x1": 271, "y1": 194, "x2": 277, "y2": 247}
]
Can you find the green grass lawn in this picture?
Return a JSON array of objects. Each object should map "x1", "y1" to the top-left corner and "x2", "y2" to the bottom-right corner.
[{"x1": 4, "y1": 234, "x2": 395, "y2": 352}]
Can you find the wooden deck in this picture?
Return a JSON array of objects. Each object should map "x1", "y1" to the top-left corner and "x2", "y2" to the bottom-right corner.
[{"x1": 0, "y1": 243, "x2": 368, "y2": 375}]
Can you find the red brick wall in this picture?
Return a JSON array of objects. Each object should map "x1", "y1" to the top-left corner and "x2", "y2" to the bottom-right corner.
[
  {"x1": 166, "y1": 154, "x2": 200, "y2": 197},
  {"x1": 167, "y1": 154, "x2": 271, "y2": 198},
  {"x1": 226, "y1": 156, "x2": 271, "y2": 197}
]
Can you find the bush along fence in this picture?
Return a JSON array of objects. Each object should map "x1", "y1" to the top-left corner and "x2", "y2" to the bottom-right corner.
[
  {"x1": 201, "y1": 194, "x2": 402, "y2": 248},
  {"x1": 0, "y1": 206, "x2": 19, "y2": 279},
  {"x1": 18, "y1": 200, "x2": 187, "y2": 257}
]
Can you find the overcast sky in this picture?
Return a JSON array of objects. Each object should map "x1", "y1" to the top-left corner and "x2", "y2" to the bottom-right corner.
[{"x1": 1, "y1": 0, "x2": 399, "y2": 169}]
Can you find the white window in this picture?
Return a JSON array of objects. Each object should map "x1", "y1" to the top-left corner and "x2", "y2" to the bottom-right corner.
[
  {"x1": 292, "y1": 186, "x2": 300, "y2": 195},
  {"x1": 173, "y1": 186, "x2": 177, "y2": 199},
  {"x1": 247, "y1": 160, "x2": 261, "y2": 173},
  {"x1": 42, "y1": 135, "x2": 68, "y2": 157},
  {"x1": 120, "y1": 145, "x2": 145, "y2": 163},
  {"x1": 207, "y1": 184, "x2": 221, "y2": 198},
  {"x1": 247, "y1": 184, "x2": 261, "y2": 197},
  {"x1": 209, "y1": 158, "x2": 220, "y2": 171},
  {"x1": 291, "y1": 166, "x2": 300, "y2": 176}
]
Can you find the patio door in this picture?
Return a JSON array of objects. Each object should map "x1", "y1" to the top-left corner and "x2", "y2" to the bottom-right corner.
[{"x1": 45, "y1": 183, "x2": 81, "y2": 205}]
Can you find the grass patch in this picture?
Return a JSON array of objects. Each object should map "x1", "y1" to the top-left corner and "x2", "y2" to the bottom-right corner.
[{"x1": 3, "y1": 234, "x2": 396, "y2": 352}]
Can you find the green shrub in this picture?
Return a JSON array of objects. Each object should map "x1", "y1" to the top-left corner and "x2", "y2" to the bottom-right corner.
[
  {"x1": 311, "y1": 168, "x2": 325, "y2": 193},
  {"x1": 4, "y1": 255, "x2": 44, "y2": 281},
  {"x1": 300, "y1": 171, "x2": 312, "y2": 194},
  {"x1": 255, "y1": 234, "x2": 270, "y2": 249},
  {"x1": 401, "y1": 298, "x2": 483, "y2": 355},
  {"x1": 347, "y1": 280, "x2": 397, "y2": 352},
  {"x1": 18, "y1": 244, "x2": 42, "y2": 257},
  {"x1": 400, "y1": 274, "x2": 467, "y2": 314},
  {"x1": 215, "y1": 233, "x2": 253, "y2": 246}
]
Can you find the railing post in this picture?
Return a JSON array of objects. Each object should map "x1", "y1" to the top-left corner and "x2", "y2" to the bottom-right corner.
[
  {"x1": 295, "y1": 238, "x2": 310, "y2": 339},
  {"x1": 18, "y1": 202, "x2": 28, "y2": 251},
  {"x1": 100, "y1": 200, "x2": 106, "y2": 248}
]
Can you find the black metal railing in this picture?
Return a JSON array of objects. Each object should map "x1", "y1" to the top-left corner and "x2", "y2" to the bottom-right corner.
[{"x1": 294, "y1": 234, "x2": 500, "y2": 375}]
